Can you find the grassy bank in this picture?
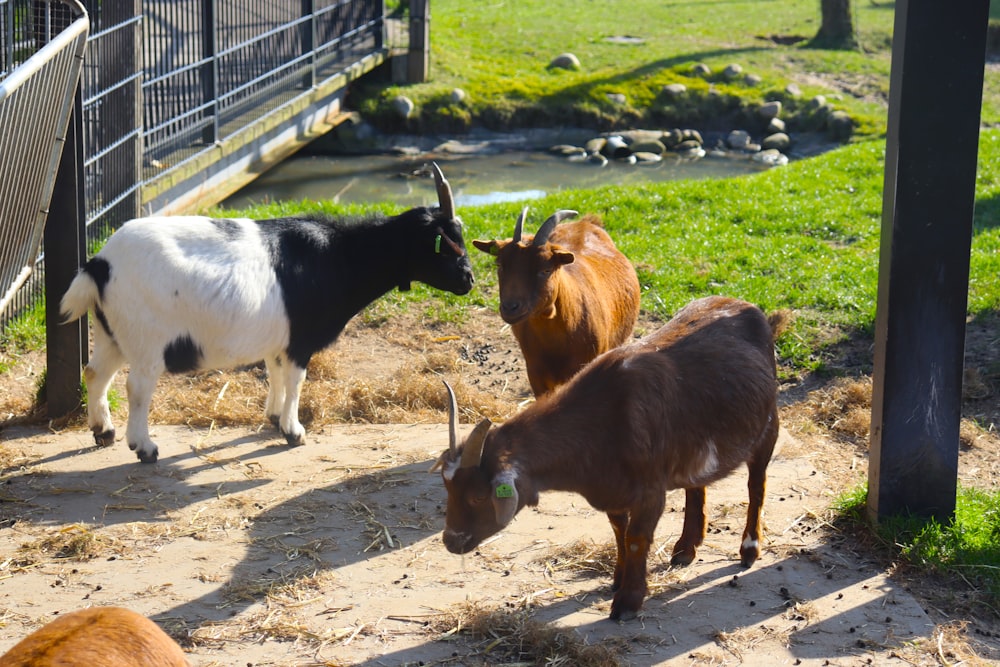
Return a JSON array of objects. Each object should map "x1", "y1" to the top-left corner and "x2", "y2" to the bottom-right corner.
[{"x1": 364, "y1": 0, "x2": 1000, "y2": 137}]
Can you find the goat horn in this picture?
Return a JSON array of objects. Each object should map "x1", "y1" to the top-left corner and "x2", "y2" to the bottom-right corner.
[
  {"x1": 461, "y1": 418, "x2": 492, "y2": 469},
  {"x1": 532, "y1": 209, "x2": 578, "y2": 246},
  {"x1": 512, "y1": 206, "x2": 529, "y2": 244},
  {"x1": 431, "y1": 162, "x2": 455, "y2": 220},
  {"x1": 443, "y1": 380, "x2": 459, "y2": 457}
]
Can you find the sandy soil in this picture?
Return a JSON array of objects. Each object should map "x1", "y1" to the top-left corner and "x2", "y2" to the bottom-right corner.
[{"x1": 1, "y1": 310, "x2": 999, "y2": 666}]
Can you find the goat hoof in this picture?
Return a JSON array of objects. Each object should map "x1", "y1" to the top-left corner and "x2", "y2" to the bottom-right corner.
[
  {"x1": 267, "y1": 414, "x2": 280, "y2": 427},
  {"x1": 281, "y1": 431, "x2": 305, "y2": 447},
  {"x1": 609, "y1": 589, "x2": 644, "y2": 621},
  {"x1": 92, "y1": 428, "x2": 115, "y2": 447},
  {"x1": 134, "y1": 448, "x2": 159, "y2": 464},
  {"x1": 670, "y1": 551, "x2": 696, "y2": 567}
]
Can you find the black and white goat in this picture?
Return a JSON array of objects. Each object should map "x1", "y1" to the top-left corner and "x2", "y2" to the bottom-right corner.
[
  {"x1": 435, "y1": 296, "x2": 784, "y2": 620},
  {"x1": 60, "y1": 163, "x2": 474, "y2": 463}
]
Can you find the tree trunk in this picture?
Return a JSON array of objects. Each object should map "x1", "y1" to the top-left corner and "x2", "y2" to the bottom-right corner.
[{"x1": 814, "y1": 0, "x2": 857, "y2": 48}]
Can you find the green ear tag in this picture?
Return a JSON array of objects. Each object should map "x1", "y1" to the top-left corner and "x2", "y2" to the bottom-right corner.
[
  {"x1": 435, "y1": 235, "x2": 442, "y2": 253},
  {"x1": 495, "y1": 483, "x2": 514, "y2": 498}
]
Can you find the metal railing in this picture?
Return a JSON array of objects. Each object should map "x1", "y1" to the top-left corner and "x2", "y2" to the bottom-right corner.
[{"x1": 0, "y1": 0, "x2": 88, "y2": 319}]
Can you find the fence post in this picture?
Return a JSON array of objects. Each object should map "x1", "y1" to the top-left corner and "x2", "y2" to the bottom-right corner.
[
  {"x1": 868, "y1": 0, "x2": 989, "y2": 522},
  {"x1": 45, "y1": 90, "x2": 86, "y2": 418},
  {"x1": 201, "y1": 0, "x2": 218, "y2": 145},
  {"x1": 407, "y1": 0, "x2": 429, "y2": 83}
]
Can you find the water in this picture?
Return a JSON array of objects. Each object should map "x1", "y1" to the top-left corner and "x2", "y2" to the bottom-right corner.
[{"x1": 221, "y1": 147, "x2": 772, "y2": 210}]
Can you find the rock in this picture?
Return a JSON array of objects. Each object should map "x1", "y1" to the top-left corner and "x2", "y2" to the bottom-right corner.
[
  {"x1": 807, "y1": 94, "x2": 827, "y2": 110},
  {"x1": 450, "y1": 88, "x2": 466, "y2": 104},
  {"x1": 550, "y1": 144, "x2": 587, "y2": 158},
  {"x1": 620, "y1": 129, "x2": 664, "y2": 145},
  {"x1": 726, "y1": 129, "x2": 752, "y2": 150},
  {"x1": 677, "y1": 144, "x2": 706, "y2": 159},
  {"x1": 681, "y1": 129, "x2": 704, "y2": 145},
  {"x1": 758, "y1": 101, "x2": 782, "y2": 120},
  {"x1": 606, "y1": 92, "x2": 627, "y2": 105},
  {"x1": 827, "y1": 110, "x2": 854, "y2": 141},
  {"x1": 633, "y1": 151, "x2": 663, "y2": 164},
  {"x1": 752, "y1": 149, "x2": 789, "y2": 167},
  {"x1": 586, "y1": 152, "x2": 609, "y2": 167},
  {"x1": 662, "y1": 128, "x2": 684, "y2": 148},
  {"x1": 391, "y1": 95, "x2": 415, "y2": 119},
  {"x1": 602, "y1": 135, "x2": 631, "y2": 159},
  {"x1": 674, "y1": 139, "x2": 703, "y2": 153},
  {"x1": 691, "y1": 62, "x2": 711, "y2": 77},
  {"x1": 662, "y1": 83, "x2": 687, "y2": 98},
  {"x1": 549, "y1": 53, "x2": 581, "y2": 70},
  {"x1": 761, "y1": 132, "x2": 791, "y2": 151},
  {"x1": 767, "y1": 117, "x2": 786, "y2": 134},
  {"x1": 585, "y1": 137, "x2": 607, "y2": 154},
  {"x1": 722, "y1": 63, "x2": 743, "y2": 80},
  {"x1": 744, "y1": 73, "x2": 762, "y2": 87},
  {"x1": 629, "y1": 139, "x2": 666, "y2": 155},
  {"x1": 785, "y1": 83, "x2": 802, "y2": 97},
  {"x1": 617, "y1": 154, "x2": 637, "y2": 165}
]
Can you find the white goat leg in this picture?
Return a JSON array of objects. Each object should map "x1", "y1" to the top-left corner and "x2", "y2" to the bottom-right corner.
[
  {"x1": 124, "y1": 366, "x2": 161, "y2": 463},
  {"x1": 84, "y1": 328, "x2": 125, "y2": 446},
  {"x1": 263, "y1": 356, "x2": 286, "y2": 426},
  {"x1": 277, "y1": 363, "x2": 307, "y2": 446}
]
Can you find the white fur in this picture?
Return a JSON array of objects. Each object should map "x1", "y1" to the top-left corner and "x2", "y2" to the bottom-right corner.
[{"x1": 61, "y1": 216, "x2": 299, "y2": 461}]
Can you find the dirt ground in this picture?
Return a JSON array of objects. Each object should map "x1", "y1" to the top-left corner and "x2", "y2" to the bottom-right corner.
[{"x1": 1, "y1": 308, "x2": 1000, "y2": 666}]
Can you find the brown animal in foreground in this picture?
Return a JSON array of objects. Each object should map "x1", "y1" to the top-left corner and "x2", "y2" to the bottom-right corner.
[
  {"x1": 473, "y1": 208, "x2": 641, "y2": 397},
  {"x1": 0, "y1": 607, "x2": 189, "y2": 666},
  {"x1": 435, "y1": 296, "x2": 786, "y2": 620}
]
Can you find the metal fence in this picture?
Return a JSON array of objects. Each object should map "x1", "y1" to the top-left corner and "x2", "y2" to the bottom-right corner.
[{"x1": 0, "y1": 0, "x2": 387, "y2": 329}]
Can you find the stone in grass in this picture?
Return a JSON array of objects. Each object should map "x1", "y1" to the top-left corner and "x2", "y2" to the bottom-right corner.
[
  {"x1": 691, "y1": 62, "x2": 711, "y2": 77},
  {"x1": 758, "y1": 101, "x2": 782, "y2": 120},
  {"x1": 662, "y1": 83, "x2": 687, "y2": 98},
  {"x1": 391, "y1": 95, "x2": 415, "y2": 119},
  {"x1": 548, "y1": 53, "x2": 581, "y2": 71},
  {"x1": 761, "y1": 132, "x2": 791, "y2": 151}
]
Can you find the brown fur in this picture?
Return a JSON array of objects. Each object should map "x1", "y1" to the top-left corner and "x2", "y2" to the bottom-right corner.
[
  {"x1": 473, "y1": 212, "x2": 641, "y2": 396},
  {"x1": 439, "y1": 296, "x2": 782, "y2": 621},
  {"x1": 0, "y1": 607, "x2": 189, "y2": 667}
]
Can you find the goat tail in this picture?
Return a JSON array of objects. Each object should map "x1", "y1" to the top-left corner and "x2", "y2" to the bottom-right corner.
[
  {"x1": 766, "y1": 308, "x2": 793, "y2": 340},
  {"x1": 59, "y1": 269, "x2": 100, "y2": 324}
]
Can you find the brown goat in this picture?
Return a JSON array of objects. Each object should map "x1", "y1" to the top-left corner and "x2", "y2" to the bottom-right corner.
[
  {"x1": 472, "y1": 208, "x2": 640, "y2": 397},
  {"x1": 435, "y1": 296, "x2": 785, "y2": 620},
  {"x1": 0, "y1": 607, "x2": 189, "y2": 667}
]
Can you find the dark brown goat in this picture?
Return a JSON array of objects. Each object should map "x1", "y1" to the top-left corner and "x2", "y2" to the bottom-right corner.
[
  {"x1": 472, "y1": 208, "x2": 640, "y2": 396},
  {"x1": 435, "y1": 296, "x2": 785, "y2": 620}
]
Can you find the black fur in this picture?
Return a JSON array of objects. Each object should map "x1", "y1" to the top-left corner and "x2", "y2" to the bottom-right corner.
[
  {"x1": 164, "y1": 335, "x2": 203, "y2": 373},
  {"x1": 257, "y1": 210, "x2": 473, "y2": 369}
]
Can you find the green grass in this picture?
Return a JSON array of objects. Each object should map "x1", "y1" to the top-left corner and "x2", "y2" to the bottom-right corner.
[
  {"x1": 834, "y1": 484, "x2": 1000, "y2": 606},
  {"x1": 218, "y1": 129, "x2": 1000, "y2": 377},
  {"x1": 362, "y1": 0, "x2": 998, "y2": 137}
]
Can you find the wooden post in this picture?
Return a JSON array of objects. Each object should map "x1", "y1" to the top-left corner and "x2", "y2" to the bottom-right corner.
[
  {"x1": 868, "y1": 0, "x2": 989, "y2": 521},
  {"x1": 407, "y1": 0, "x2": 429, "y2": 83},
  {"x1": 45, "y1": 91, "x2": 86, "y2": 418}
]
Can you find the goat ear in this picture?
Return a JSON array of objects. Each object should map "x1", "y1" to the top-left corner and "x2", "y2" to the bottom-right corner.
[
  {"x1": 552, "y1": 249, "x2": 575, "y2": 266},
  {"x1": 492, "y1": 475, "x2": 519, "y2": 527},
  {"x1": 460, "y1": 418, "x2": 492, "y2": 468},
  {"x1": 472, "y1": 239, "x2": 501, "y2": 256}
]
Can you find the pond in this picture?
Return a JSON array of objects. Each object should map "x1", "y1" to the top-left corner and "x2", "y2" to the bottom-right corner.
[{"x1": 220, "y1": 129, "x2": 811, "y2": 210}]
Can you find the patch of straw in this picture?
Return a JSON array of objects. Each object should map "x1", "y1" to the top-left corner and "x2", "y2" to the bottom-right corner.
[
  {"x1": 18, "y1": 524, "x2": 122, "y2": 562},
  {"x1": 430, "y1": 600, "x2": 627, "y2": 667}
]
